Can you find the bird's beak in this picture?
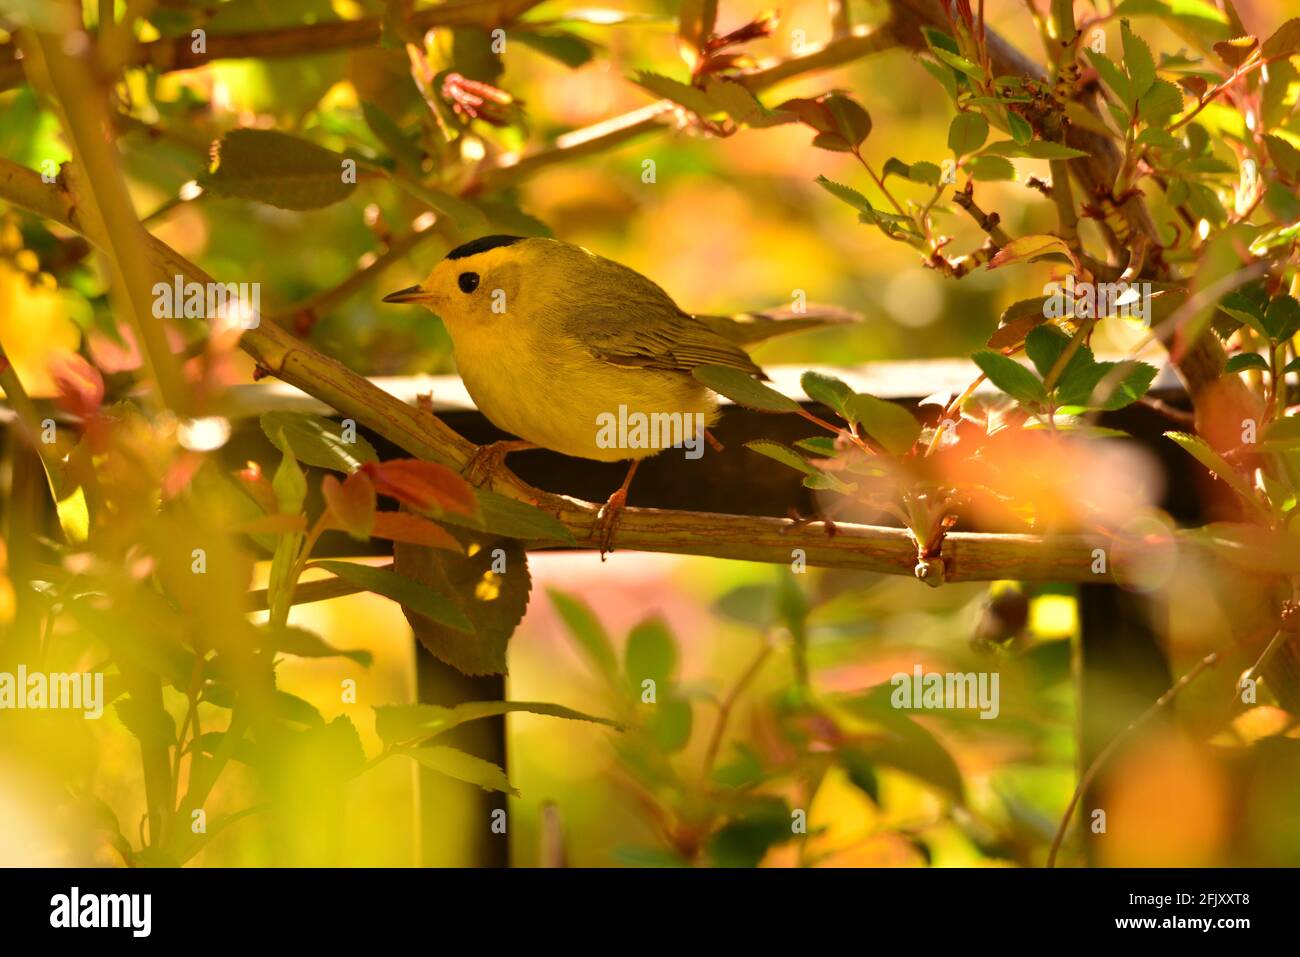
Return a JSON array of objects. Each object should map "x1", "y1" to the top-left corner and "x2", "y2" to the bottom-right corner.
[{"x1": 383, "y1": 284, "x2": 434, "y2": 304}]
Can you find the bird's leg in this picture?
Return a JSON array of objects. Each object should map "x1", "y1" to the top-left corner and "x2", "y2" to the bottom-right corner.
[
  {"x1": 462, "y1": 439, "x2": 537, "y2": 488},
  {"x1": 596, "y1": 460, "x2": 640, "y2": 560}
]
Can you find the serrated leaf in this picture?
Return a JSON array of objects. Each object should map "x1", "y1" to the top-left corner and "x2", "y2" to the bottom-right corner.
[
  {"x1": 815, "y1": 174, "x2": 872, "y2": 213},
  {"x1": 1264, "y1": 134, "x2": 1300, "y2": 179},
  {"x1": 375, "y1": 700, "x2": 620, "y2": 745},
  {"x1": 972, "y1": 352, "x2": 1047, "y2": 405},
  {"x1": 693, "y1": 364, "x2": 801, "y2": 413},
  {"x1": 1122, "y1": 19, "x2": 1158, "y2": 96},
  {"x1": 1138, "y1": 79, "x2": 1184, "y2": 123},
  {"x1": 634, "y1": 71, "x2": 715, "y2": 116},
  {"x1": 394, "y1": 531, "x2": 529, "y2": 676},
  {"x1": 398, "y1": 745, "x2": 516, "y2": 794},
  {"x1": 987, "y1": 234, "x2": 1076, "y2": 270},
  {"x1": 1165, "y1": 431, "x2": 1258, "y2": 503},
  {"x1": 800, "y1": 370, "x2": 854, "y2": 418},
  {"x1": 204, "y1": 129, "x2": 356, "y2": 211},
  {"x1": 1087, "y1": 50, "x2": 1133, "y2": 104},
  {"x1": 845, "y1": 394, "x2": 921, "y2": 455},
  {"x1": 981, "y1": 139, "x2": 1089, "y2": 159},
  {"x1": 745, "y1": 439, "x2": 821, "y2": 475},
  {"x1": 435, "y1": 489, "x2": 574, "y2": 544}
]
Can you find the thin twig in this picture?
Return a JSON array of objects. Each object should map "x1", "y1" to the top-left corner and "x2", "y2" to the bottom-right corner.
[{"x1": 1046, "y1": 651, "x2": 1218, "y2": 868}]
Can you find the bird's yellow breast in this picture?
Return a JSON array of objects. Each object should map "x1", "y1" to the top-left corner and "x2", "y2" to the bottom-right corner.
[{"x1": 452, "y1": 320, "x2": 718, "y2": 462}]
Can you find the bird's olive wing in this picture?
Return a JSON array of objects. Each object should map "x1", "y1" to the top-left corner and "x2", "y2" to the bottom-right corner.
[{"x1": 563, "y1": 265, "x2": 763, "y2": 377}]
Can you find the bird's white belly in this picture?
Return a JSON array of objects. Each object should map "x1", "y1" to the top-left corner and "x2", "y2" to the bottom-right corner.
[{"x1": 454, "y1": 334, "x2": 717, "y2": 462}]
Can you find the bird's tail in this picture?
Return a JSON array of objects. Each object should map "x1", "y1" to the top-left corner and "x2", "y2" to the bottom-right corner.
[{"x1": 693, "y1": 303, "x2": 861, "y2": 349}]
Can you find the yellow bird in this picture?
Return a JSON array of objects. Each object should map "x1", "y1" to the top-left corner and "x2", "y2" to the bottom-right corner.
[{"x1": 384, "y1": 235, "x2": 847, "y2": 553}]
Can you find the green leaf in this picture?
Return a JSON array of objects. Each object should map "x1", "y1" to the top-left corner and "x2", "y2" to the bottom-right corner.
[
  {"x1": 835, "y1": 687, "x2": 965, "y2": 800},
  {"x1": 981, "y1": 139, "x2": 1088, "y2": 159},
  {"x1": 116, "y1": 696, "x2": 176, "y2": 748},
  {"x1": 634, "y1": 71, "x2": 715, "y2": 116},
  {"x1": 1024, "y1": 325, "x2": 1076, "y2": 379},
  {"x1": 704, "y1": 79, "x2": 792, "y2": 128},
  {"x1": 800, "y1": 370, "x2": 854, "y2": 418},
  {"x1": 988, "y1": 233, "x2": 1076, "y2": 270},
  {"x1": 815, "y1": 175, "x2": 873, "y2": 215},
  {"x1": 968, "y1": 155, "x2": 1016, "y2": 181},
  {"x1": 312, "y1": 560, "x2": 472, "y2": 632},
  {"x1": 1137, "y1": 79, "x2": 1184, "y2": 123},
  {"x1": 1225, "y1": 352, "x2": 1270, "y2": 373},
  {"x1": 972, "y1": 352, "x2": 1047, "y2": 405},
  {"x1": 693, "y1": 364, "x2": 802, "y2": 413},
  {"x1": 374, "y1": 700, "x2": 621, "y2": 745},
  {"x1": 948, "y1": 112, "x2": 989, "y2": 155},
  {"x1": 625, "y1": 617, "x2": 678, "y2": 689},
  {"x1": 1121, "y1": 19, "x2": 1158, "y2": 97},
  {"x1": 1087, "y1": 50, "x2": 1132, "y2": 104},
  {"x1": 1007, "y1": 110, "x2": 1033, "y2": 144},
  {"x1": 398, "y1": 745, "x2": 516, "y2": 794},
  {"x1": 1165, "y1": 431, "x2": 1258, "y2": 504},
  {"x1": 511, "y1": 30, "x2": 597, "y2": 68},
  {"x1": 434, "y1": 489, "x2": 574, "y2": 544},
  {"x1": 706, "y1": 799, "x2": 794, "y2": 867},
  {"x1": 394, "y1": 530, "x2": 528, "y2": 676},
  {"x1": 1264, "y1": 134, "x2": 1300, "y2": 179},
  {"x1": 648, "y1": 696, "x2": 693, "y2": 753},
  {"x1": 920, "y1": 56, "x2": 959, "y2": 100},
  {"x1": 361, "y1": 101, "x2": 423, "y2": 174},
  {"x1": 271, "y1": 444, "x2": 307, "y2": 514},
  {"x1": 264, "y1": 623, "x2": 373, "y2": 667},
  {"x1": 260, "y1": 411, "x2": 378, "y2": 473},
  {"x1": 549, "y1": 588, "x2": 618, "y2": 681},
  {"x1": 1260, "y1": 416, "x2": 1300, "y2": 451},
  {"x1": 745, "y1": 439, "x2": 821, "y2": 475},
  {"x1": 1261, "y1": 17, "x2": 1300, "y2": 59},
  {"x1": 1264, "y1": 295, "x2": 1300, "y2": 340},
  {"x1": 1264, "y1": 182, "x2": 1300, "y2": 223},
  {"x1": 1185, "y1": 523, "x2": 1300, "y2": 574},
  {"x1": 203, "y1": 129, "x2": 356, "y2": 211},
  {"x1": 844, "y1": 394, "x2": 921, "y2": 455},
  {"x1": 932, "y1": 48, "x2": 987, "y2": 82}
]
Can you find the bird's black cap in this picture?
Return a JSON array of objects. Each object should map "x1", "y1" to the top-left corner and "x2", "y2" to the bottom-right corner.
[{"x1": 445, "y1": 234, "x2": 526, "y2": 260}]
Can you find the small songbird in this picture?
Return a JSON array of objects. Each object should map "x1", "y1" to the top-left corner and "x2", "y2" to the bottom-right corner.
[{"x1": 384, "y1": 235, "x2": 847, "y2": 553}]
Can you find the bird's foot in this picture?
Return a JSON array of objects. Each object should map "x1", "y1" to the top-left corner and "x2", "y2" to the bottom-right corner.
[
  {"x1": 462, "y1": 440, "x2": 536, "y2": 488},
  {"x1": 595, "y1": 487, "x2": 628, "y2": 560}
]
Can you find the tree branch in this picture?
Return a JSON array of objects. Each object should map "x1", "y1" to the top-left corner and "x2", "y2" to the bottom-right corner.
[
  {"x1": 0, "y1": 151, "x2": 1136, "y2": 582},
  {"x1": 0, "y1": 0, "x2": 549, "y2": 91}
]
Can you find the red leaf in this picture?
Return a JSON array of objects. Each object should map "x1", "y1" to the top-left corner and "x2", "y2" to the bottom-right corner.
[
  {"x1": 50, "y1": 353, "x2": 104, "y2": 418},
  {"x1": 360, "y1": 459, "x2": 477, "y2": 515},
  {"x1": 322, "y1": 471, "x2": 376, "y2": 539},
  {"x1": 369, "y1": 512, "x2": 463, "y2": 552}
]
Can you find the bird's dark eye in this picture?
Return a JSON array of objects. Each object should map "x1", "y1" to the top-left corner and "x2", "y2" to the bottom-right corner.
[{"x1": 457, "y1": 272, "x2": 480, "y2": 294}]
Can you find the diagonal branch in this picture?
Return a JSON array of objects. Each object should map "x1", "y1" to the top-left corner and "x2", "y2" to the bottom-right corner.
[{"x1": 0, "y1": 152, "x2": 1120, "y2": 583}]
